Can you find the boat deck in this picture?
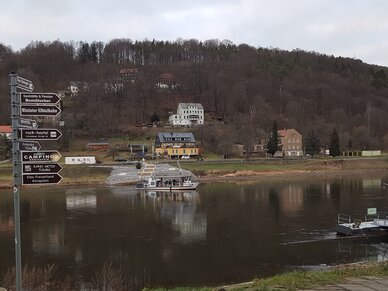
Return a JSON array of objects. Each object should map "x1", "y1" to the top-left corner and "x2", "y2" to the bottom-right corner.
[{"x1": 336, "y1": 213, "x2": 388, "y2": 236}]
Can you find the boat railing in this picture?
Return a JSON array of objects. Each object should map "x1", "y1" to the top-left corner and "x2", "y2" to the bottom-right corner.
[
  {"x1": 338, "y1": 213, "x2": 352, "y2": 225},
  {"x1": 338, "y1": 212, "x2": 388, "y2": 226}
]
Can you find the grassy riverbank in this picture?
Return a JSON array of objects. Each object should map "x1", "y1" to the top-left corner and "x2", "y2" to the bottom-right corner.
[
  {"x1": 0, "y1": 163, "x2": 111, "y2": 188},
  {"x1": 142, "y1": 261, "x2": 388, "y2": 291},
  {"x1": 1, "y1": 157, "x2": 388, "y2": 188}
]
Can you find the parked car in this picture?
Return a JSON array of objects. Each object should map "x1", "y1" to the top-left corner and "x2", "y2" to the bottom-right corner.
[{"x1": 181, "y1": 155, "x2": 190, "y2": 159}]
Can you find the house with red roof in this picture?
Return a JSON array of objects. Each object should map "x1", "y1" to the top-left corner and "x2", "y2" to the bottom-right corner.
[
  {"x1": 0, "y1": 125, "x2": 12, "y2": 139},
  {"x1": 156, "y1": 73, "x2": 178, "y2": 90},
  {"x1": 120, "y1": 68, "x2": 138, "y2": 83},
  {"x1": 277, "y1": 128, "x2": 303, "y2": 157}
]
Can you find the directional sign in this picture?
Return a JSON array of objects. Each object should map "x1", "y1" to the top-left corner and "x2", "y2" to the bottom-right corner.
[
  {"x1": 22, "y1": 173, "x2": 63, "y2": 185},
  {"x1": 22, "y1": 163, "x2": 62, "y2": 174},
  {"x1": 19, "y1": 141, "x2": 41, "y2": 151},
  {"x1": 20, "y1": 104, "x2": 61, "y2": 116},
  {"x1": 21, "y1": 150, "x2": 62, "y2": 163},
  {"x1": 20, "y1": 128, "x2": 62, "y2": 140},
  {"x1": 20, "y1": 92, "x2": 61, "y2": 104},
  {"x1": 18, "y1": 118, "x2": 38, "y2": 129},
  {"x1": 16, "y1": 76, "x2": 34, "y2": 92}
]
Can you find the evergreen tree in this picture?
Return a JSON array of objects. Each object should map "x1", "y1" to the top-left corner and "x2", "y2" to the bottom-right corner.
[
  {"x1": 267, "y1": 120, "x2": 279, "y2": 157},
  {"x1": 329, "y1": 129, "x2": 340, "y2": 157},
  {"x1": 0, "y1": 135, "x2": 11, "y2": 160},
  {"x1": 304, "y1": 129, "x2": 320, "y2": 157}
]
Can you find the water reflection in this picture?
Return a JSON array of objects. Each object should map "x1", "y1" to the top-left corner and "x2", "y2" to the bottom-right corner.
[
  {"x1": 1, "y1": 174, "x2": 388, "y2": 289},
  {"x1": 145, "y1": 190, "x2": 207, "y2": 244},
  {"x1": 66, "y1": 195, "x2": 97, "y2": 211},
  {"x1": 32, "y1": 222, "x2": 65, "y2": 254}
]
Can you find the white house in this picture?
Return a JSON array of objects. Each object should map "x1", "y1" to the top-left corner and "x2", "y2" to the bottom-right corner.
[{"x1": 169, "y1": 103, "x2": 204, "y2": 126}]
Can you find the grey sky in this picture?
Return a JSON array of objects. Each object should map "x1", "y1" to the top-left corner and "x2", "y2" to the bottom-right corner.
[{"x1": 1, "y1": 0, "x2": 387, "y2": 66}]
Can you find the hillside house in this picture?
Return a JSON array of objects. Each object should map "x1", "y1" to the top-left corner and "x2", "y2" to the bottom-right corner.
[
  {"x1": 119, "y1": 68, "x2": 138, "y2": 83},
  {"x1": 169, "y1": 103, "x2": 204, "y2": 126},
  {"x1": 154, "y1": 132, "x2": 199, "y2": 159},
  {"x1": 104, "y1": 82, "x2": 124, "y2": 93},
  {"x1": 87, "y1": 141, "x2": 110, "y2": 150},
  {"x1": 68, "y1": 81, "x2": 89, "y2": 96},
  {"x1": 0, "y1": 125, "x2": 12, "y2": 139},
  {"x1": 156, "y1": 73, "x2": 178, "y2": 90},
  {"x1": 278, "y1": 129, "x2": 303, "y2": 157}
]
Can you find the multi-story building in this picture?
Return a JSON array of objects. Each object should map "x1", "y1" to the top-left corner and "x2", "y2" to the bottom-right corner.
[
  {"x1": 154, "y1": 132, "x2": 199, "y2": 159},
  {"x1": 169, "y1": 103, "x2": 204, "y2": 126},
  {"x1": 278, "y1": 128, "x2": 303, "y2": 157}
]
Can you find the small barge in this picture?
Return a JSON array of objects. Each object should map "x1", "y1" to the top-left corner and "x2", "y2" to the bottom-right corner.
[{"x1": 336, "y1": 213, "x2": 388, "y2": 236}]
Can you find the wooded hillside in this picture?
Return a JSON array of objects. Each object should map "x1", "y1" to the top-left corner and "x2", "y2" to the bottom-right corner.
[{"x1": 1, "y1": 39, "x2": 388, "y2": 152}]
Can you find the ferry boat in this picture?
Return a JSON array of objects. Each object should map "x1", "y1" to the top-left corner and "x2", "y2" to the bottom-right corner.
[
  {"x1": 137, "y1": 176, "x2": 199, "y2": 191},
  {"x1": 336, "y1": 213, "x2": 388, "y2": 236},
  {"x1": 137, "y1": 161, "x2": 199, "y2": 191}
]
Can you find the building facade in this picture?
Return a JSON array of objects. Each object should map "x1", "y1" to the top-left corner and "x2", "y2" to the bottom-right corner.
[
  {"x1": 154, "y1": 132, "x2": 199, "y2": 159},
  {"x1": 169, "y1": 103, "x2": 204, "y2": 126},
  {"x1": 278, "y1": 129, "x2": 303, "y2": 157}
]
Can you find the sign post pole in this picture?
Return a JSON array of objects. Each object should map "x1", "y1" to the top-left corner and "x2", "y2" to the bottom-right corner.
[{"x1": 10, "y1": 72, "x2": 22, "y2": 291}]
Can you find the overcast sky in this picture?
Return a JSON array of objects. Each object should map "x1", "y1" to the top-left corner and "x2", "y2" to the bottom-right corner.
[{"x1": 1, "y1": 0, "x2": 387, "y2": 66}]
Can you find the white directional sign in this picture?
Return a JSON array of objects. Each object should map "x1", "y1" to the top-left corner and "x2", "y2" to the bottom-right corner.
[
  {"x1": 16, "y1": 76, "x2": 34, "y2": 92},
  {"x1": 18, "y1": 118, "x2": 38, "y2": 129},
  {"x1": 19, "y1": 128, "x2": 62, "y2": 140},
  {"x1": 20, "y1": 104, "x2": 61, "y2": 116},
  {"x1": 19, "y1": 141, "x2": 41, "y2": 151},
  {"x1": 21, "y1": 150, "x2": 62, "y2": 163},
  {"x1": 20, "y1": 92, "x2": 61, "y2": 104}
]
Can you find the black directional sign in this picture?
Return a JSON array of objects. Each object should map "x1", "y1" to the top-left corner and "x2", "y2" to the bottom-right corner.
[
  {"x1": 22, "y1": 163, "x2": 62, "y2": 174},
  {"x1": 20, "y1": 92, "x2": 61, "y2": 104},
  {"x1": 22, "y1": 173, "x2": 63, "y2": 185},
  {"x1": 20, "y1": 104, "x2": 61, "y2": 116},
  {"x1": 19, "y1": 128, "x2": 62, "y2": 140},
  {"x1": 19, "y1": 141, "x2": 41, "y2": 151},
  {"x1": 16, "y1": 76, "x2": 34, "y2": 92},
  {"x1": 21, "y1": 150, "x2": 62, "y2": 163},
  {"x1": 18, "y1": 118, "x2": 38, "y2": 129}
]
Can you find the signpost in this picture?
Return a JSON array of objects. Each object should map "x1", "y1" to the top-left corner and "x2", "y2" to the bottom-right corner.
[
  {"x1": 20, "y1": 92, "x2": 61, "y2": 104},
  {"x1": 16, "y1": 76, "x2": 34, "y2": 92},
  {"x1": 21, "y1": 150, "x2": 62, "y2": 163},
  {"x1": 20, "y1": 104, "x2": 61, "y2": 116},
  {"x1": 22, "y1": 163, "x2": 62, "y2": 174},
  {"x1": 10, "y1": 73, "x2": 63, "y2": 291},
  {"x1": 22, "y1": 173, "x2": 63, "y2": 185},
  {"x1": 19, "y1": 141, "x2": 41, "y2": 151},
  {"x1": 18, "y1": 118, "x2": 38, "y2": 129},
  {"x1": 19, "y1": 128, "x2": 62, "y2": 140}
]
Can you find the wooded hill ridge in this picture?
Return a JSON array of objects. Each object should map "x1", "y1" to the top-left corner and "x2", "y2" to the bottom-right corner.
[{"x1": 1, "y1": 39, "x2": 388, "y2": 152}]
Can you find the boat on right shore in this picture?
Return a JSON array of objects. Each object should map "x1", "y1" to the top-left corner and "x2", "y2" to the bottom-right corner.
[{"x1": 336, "y1": 212, "x2": 388, "y2": 236}]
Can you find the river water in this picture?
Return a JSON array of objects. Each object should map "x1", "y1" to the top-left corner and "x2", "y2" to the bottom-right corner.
[{"x1": 1, "y1": 173, "x2": 388, "y2": 289}]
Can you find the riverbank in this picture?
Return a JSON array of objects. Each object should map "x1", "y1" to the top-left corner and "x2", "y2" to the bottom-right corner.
[
  {"x1": 1, "y1": 157, "x2": 388, "y2": 189},
  {"x1": 143, "y1": 261, "x2": 388, "y2": 290}
]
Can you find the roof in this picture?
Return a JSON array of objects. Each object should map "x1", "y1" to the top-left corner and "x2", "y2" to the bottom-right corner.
[
  {"x1": 178, "y1": 103, "x2": 204, "y2": 109},
  {"x1": 161, "y1": 73, "x2": 174, "y2": 80},
  {"x1": 157, "y1": 132, "x2": 196, "y2": 143},
  {"x1": 120, "y1": 68, "x2": 138, "y2": 74},
  {"x1": 0, "y1": 125, "x2": 12, "y2": 134},
  {"x1": 278, "y1": 128, "x2": 301, "y2": 137}
]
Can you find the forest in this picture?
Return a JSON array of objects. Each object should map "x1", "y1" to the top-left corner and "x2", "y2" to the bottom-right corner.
[{"x1": 1, "y1": 38, "x2": 388, "y2": 154}]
